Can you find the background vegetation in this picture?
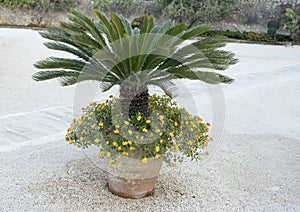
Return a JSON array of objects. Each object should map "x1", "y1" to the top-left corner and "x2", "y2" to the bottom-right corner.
[
  {"x1": 156, "y1": 0, "x2": 238, "y2": 28},
  {"x1": 0, "y1": 0, "x2": 78, "y2": 24}
]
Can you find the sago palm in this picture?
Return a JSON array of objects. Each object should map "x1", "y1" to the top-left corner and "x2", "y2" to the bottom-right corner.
[{"x1": 33, "y1": 10, "x2": 238, "y2": 118}]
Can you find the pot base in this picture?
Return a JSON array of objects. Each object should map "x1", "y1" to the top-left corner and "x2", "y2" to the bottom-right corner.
[{"x1": 108, "y1": 176, "x2": 158, "y2": 199}]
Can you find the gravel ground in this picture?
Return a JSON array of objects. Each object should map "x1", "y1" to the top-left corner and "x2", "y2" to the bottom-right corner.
[
  {"x1": 0, "y1": 132, "x2": 299, "y2": 211},
  {"x1": 0, "y1": 28, "x2": 299, "y2": 211}
]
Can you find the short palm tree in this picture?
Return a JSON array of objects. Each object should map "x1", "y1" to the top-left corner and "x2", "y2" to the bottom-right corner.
[{"x1": 33, "y1": 10, "x2": 238, "y2": 118}]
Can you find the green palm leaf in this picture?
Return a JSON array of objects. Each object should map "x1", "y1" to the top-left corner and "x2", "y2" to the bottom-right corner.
[{"x1": 33, "y1": 10, "x2": 238, "y2": 118}]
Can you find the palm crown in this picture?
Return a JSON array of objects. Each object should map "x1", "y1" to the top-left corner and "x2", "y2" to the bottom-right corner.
[{"x1": 33, "y1": 10, "x2": 238, "y2": 118}]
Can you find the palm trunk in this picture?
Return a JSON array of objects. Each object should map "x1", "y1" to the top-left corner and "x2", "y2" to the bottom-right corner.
[{"x1": 119, "y1": 85, "x2": 150, "y2": 118}]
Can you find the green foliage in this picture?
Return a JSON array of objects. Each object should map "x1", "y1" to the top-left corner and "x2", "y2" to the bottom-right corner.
[
  {"x1": 284, "y1": 8, "x2": 300, "y2": 44},
  {"x1": 0, "y1": 0, "x2": 77, "y2": 25},
  {"x1": 267, "y1": 19, "x2": 280, "y2": 40},
  {"x1": 267, "y1": 19, "x2": 280, "y2": 29},
  {"x1": 65, "y1": 94, "x2": 211, "y2": 166},
  {"x1": 33, "y1": 10, "x2": 238, "y2": 93},
  {"x1": 0, "y1": 0, "x2": 76, "y2": 11},
  {"x1": 92, "y1": 0, "x2": 133, "y2": 9},
  {"x1": 156, "y1": 0, "x2": 238, "y2": 27},
  {"x1": 203, "y1": 30, "x2": 291, "y2": 43}
]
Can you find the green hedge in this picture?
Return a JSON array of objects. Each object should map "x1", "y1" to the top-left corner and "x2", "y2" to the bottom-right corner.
[
  {"x1": 203, "y1": 30, "x2": 291, "y2": 43},
  {"x1": 0, "y1": 0, "x2": 76, "y2": 11}
]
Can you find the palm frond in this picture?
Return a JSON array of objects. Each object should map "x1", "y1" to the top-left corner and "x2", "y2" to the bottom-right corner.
[
  {"x1": 44, "y1": 42, "x2": 90, "y2": 61},
  {"x1": 149, "y1": 80, "x2": 178, "y2": 98},
  {"x1": 70, "y1": 9, "x2": 106, "y2": 46},
  {"x1": 94, "y1": 10, "x2": 116, "y2": 41},
  {"x1": 140, "y1": 15, "x2": 154, "y2": 34},
  {"x1": 180, "y1": 24, "x2": 210, "y2": 40},
  {"x1": 111, "y1": 13, "x2": 127, "y2": 40},
  {"x1": 32, "y1": 70, "x2": 80, "y2": 81},
  {"x1": 168, "y1": 66, "x2": 234, "y2": 84},
  {"x1": 39, "y1": 28, "x2": 94, "y2": 58},
  {"x1": 119, "y1": 15, "x2": 133, "y2": 36},
  {"x1": 73, "y1": 32, "x2": 102, "y2": 49},
  {"x1": 34, "y1": 57, "x2": 85, "y2": 71},
  {"x1": 204, "y1": 50, "x2": 239, "y2": 70},
  {"x1": 33, "y1": 10, "x2": 238, "y2": 97},
  {"x1": 99, "y1": 82, "x2": 115, "y2": 92}
]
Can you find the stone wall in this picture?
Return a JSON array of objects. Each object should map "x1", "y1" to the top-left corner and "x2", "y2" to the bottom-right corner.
[{"x1": 0, "y1": 0, "x2": 299, "y2": 33}]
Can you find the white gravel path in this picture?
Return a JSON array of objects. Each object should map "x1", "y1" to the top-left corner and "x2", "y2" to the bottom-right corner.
[{"x1": 0, "y1": 28, "x2": 299, "y2": 211}]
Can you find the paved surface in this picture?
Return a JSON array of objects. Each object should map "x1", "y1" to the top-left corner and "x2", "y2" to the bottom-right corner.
[
  {"x1": 0, "y1": 28, "x2": 300, "y2": 211},
  {"x1": 0, "y1": 106, "x2": 72, "y2": 152}
]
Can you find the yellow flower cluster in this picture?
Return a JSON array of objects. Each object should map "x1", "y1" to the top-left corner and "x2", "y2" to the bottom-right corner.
[{"x1": 66, "y1": 94, "x2": 211, "y2": 167}]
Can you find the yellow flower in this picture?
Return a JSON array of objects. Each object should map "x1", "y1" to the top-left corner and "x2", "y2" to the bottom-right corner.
[
  {"x1": 169, "y1": 132, "x2": 174, "y2": 138},
  {"x1": 174, "y1": 122, "x2": 178, "y2": 127},
  {"x1": 185, "y1": 121, "x2": 189, "y2": 125},
  {"x1": 142, "y1": 128, "x2": 148, "y2": 133},
  {"x1": 155, "y1": 154, "x2": 160, "y2": 159},
  {"x1": 128, "y1": 130, "x2": 133, "y2": 135},
  {"x1": 137, "y1": 116, "x2": 142, "y2": 121},
  {"x1": 94, "y1": 138, "x2": 100, "y2": 143},
  {"x1": 122, "y1": 152, "x2": 129, "y2": 156},
  {"x1": 68, "y1": 141, "x2": 73, "y2": 145},
  {"x1": 124, "y1": 121, "x2": 129, "y2": 125},
  {"x1": 113, "y1": 164, "x2": 120, "y2": 169},
  {"x1": 129, "y1": 147, "x2": 136, "y2": 151},
  {"x1": 160, "y1": 139, "x2": 164, "y2": 144},
  {"x1": 91, "y1": 124, "x2": 96, "y2": 129},
  {"x1": 146, "y1": 119, "x2": 151, "y2": 124},
  {"x1": 128, "y1": 140, "x2": 132, "y2": 145},
  {"x1": 140, "y1": 136, "x2": 144, "y2": 140},
  {"x1": 114, "y1": 129, "x2": 119, "y2": 134},
  {"x1": 117, "y1": 146, "x2": 122, "y2": 151},
  {"x1": 122, "y1": 141, "x2": 128, "y2": 146},
  {"x1": 109, "y1": 160, "x2": 115, "y2": 164},
  {"x1": 98, "y1": 151, "x2": 105, "y2": 157},
  {"x1": 115, "y1": 125, "x2": 120, "y2": 128},
  {"x1": 155, "y1": 146, "x2": 160, "y2": 153},
  {"x1": 141, "y1": 158, "x2": 148, "y2": 164},
  {"x1": 191, "y1": 148, "x2": 195, "y2": 154},
  {"x1": 99, "y1": 122, "x2": 104, "y2": 127},
  {"x1": 88, "y1": 117, "x2": 92, "y2": 120},
  {"x1": 106, "y1": 141, "x2": 109, "y2": 145},
  {"x1": 80, "y1": 137, "x2": 84, "y2": 141},
  {"x1": 89, "y1": 112, "x2": 94, "y2": 116},
  {"x1": 106, "y1": 152, "x2": 111, "y2": 158},
  {"x1": 112, "y1": 142, "x2": 118, "y2": 147},
  {"x1": 155, "y1": 129, "x2": 161, "y2": 133},
  {"x1": 187, "y1": 140, "x2": 192, "y2": 146},
  {"x1": 159, "y1": 115, "x2": 164, "y2": 121}
]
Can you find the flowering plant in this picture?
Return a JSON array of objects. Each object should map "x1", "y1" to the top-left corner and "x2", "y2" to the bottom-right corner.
[{"x1": 65, "y1": 94, "x2": 211, "y2": 168}]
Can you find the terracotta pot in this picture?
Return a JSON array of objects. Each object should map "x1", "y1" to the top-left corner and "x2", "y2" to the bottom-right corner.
[{"x1": 106, "y1": 156, "x2": 163, "y2": 198}]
